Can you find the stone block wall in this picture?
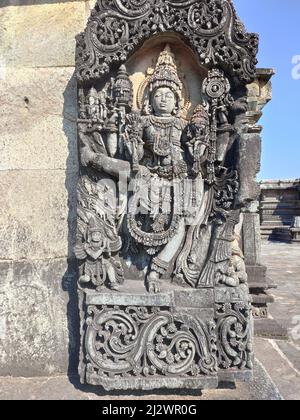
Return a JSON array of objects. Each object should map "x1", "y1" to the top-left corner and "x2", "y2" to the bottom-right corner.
[{"x1": 0, "y1": 0, "x2": 94, "y2": 377}]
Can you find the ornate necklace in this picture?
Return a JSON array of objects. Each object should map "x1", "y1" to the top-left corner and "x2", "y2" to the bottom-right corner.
[{"x1": 149, "y1": 115, "x2": 176, "y2": 128}]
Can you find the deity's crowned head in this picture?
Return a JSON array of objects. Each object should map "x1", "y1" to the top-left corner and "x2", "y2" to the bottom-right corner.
[
  {"x1": 113, "y1": 65, "x2": 133, "y2": 108},
  {"x1": 188, "y1": 104, "x2": 210, "y2": 140},
  {"x1": 87, "y1": 87, "x2": 98, "y2": 106},
  {"x1": 191, "y1": 104, "x2": 210, "y2": 127},
  {"x1": 148, "y1": 45, "x2": 183, "y2": 116},
  {"x1": 152, "y1": 87, "x2": 176, "y2": 116}
]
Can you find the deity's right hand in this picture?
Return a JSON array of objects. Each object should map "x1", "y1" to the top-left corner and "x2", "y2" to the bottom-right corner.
[
  {"x1": 80, "y1": 146, "x2": 98, "y2": 167},
  {"x1": 123, "y1": 132, "x2": 133, "y2": 156}
]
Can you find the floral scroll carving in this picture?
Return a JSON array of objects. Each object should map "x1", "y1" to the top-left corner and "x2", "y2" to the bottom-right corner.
[
  {"x1": 76, "y1": 0, "x2": 258, "y2": 84},
  {"x1": 216, "y1": 302, "x2": 253, "y2": 370},
  {"x1": 81, "y1": 300, "x2": 253, "y2": 382},
  {"x1": 84, "y1": 305, "x2": 218, "y2": 379}
]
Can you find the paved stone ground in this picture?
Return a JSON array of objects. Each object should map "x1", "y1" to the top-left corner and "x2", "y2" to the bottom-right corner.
[
  {"x1": 0, "y1": 358, "x2": 281, "y2": 401},
  {"x1": 0, "y1": 241, "x2": 299, "y2": 400},
  {"x1": 259, "y1": 241, "x2": 300, "y2": 400},
  {"x1": 262, "y1": 241, "x2": 300, "y2": 345}
]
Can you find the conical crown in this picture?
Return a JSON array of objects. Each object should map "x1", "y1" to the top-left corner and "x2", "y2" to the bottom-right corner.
[
  {"x1": 150, "y1": 45, "x2": 182, "y2": 97},
  {"x1": 88, "y1": 87, "x2": 98, "y2": 98}
]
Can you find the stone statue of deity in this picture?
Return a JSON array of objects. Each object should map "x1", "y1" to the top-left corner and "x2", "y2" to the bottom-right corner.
[
  {"x1": 123, "y1": 46, "x2": 210, "y2": 293},
  {"x1": 75, "y1": 0, "x2": 258, "y2": 389},
  {"x1": 75, "y1": 44, "x2": 244, "y2": 295}
]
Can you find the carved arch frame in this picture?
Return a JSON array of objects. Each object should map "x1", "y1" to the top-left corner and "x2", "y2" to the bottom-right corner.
[{"x1": 76, "y1": 0, "x2": 258, "y2": 85}]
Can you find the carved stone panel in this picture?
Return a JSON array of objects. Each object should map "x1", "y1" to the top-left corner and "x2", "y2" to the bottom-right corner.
[
  {"x1": 78, "y1": 284, "x2": 252, "y2": 390},
  {"x1": 75, "y1": 0, "x2": 258, "y2": 390}
]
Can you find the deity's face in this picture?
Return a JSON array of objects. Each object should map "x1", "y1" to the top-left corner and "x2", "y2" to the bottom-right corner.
[
  {"x1": 152, "y1": 87, "x2": 176, "y2": 116},
  {"x1": 89, "y1": 96, "x2": 96, "y2": 106},
  {"x1": 91, "y1": 231, "x2": 102, "y2": 243}
]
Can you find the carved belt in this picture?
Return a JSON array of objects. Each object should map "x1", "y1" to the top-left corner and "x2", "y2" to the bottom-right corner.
[
  {"x1": 148, "y1": 165, "x2": 174, "y2": 180},
  {"x1": 153, "y1": 134, "x2": 171, "y2": 157}
]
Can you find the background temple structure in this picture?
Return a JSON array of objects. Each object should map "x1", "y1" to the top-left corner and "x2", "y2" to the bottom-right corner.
[{"x1": 260, "y1": 179, "x2": 300, "y2": 243}]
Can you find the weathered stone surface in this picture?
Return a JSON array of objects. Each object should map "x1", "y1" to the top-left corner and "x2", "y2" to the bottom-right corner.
[
  {"x1": 85, "y1": 282, "x2": 215, "y2": 308},
  {"x1": 242, "y1": 211, "x2": 262, "y2": 266},
  {"x1": 0, "y1": 357, "x2": 282, "y2": 400},
  {"x1": 246, "y1": 68, "x2": 275, "y2": 126},
  {"x1": 0, "y1": 170, "x2": 77, "y2": 260},
  {"x1": 0, "y1": 258, "x2": 78, "y2": 377},
  {"x1": 0, "y1": 2, "x2": 86, "y2": 67},
  {"x1": 255, "y1": 338, "x2": 300, "y2": 400},
  {"x1": 0, "y1": 62, "x2": 78, "y2": 173},
  {"x1": 0, "y1": 2, "x2": 84, "y2": 379},
  {"x1": 0, "y1": 263, "x2": 12, "y2": 373},
  {"x1": 237, "y1": 134, "x2": 261, "y2": 205},
  {"x1": 174, "y1": 289, "x2": 214, "y2": 308},
  {"x1": 241, "y1": 208, "x2": 277, "y2": 323},
  {"x1": 0, "y1": 115, "x2": 77, "y2": 171},
  {"x1": 0, "y1": 67, "x2": 77, "y2": 120},
  {"x1": 86, "y1": 289, "x2": 174, "y2": 308},
  {"x1": 0, "y1": 0, "x2": 274, "y2": 387},
  {"x1": 75, "y1": 0, "x2": 259, "y2": 390},
  {"x1": 261, "y1": 242, "x2": 300, "y2": 345},
  {"x1": 254, "y1": 319, "x2": 287, "y2": 340}
]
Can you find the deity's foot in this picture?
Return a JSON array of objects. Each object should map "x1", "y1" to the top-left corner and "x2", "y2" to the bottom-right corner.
[
  {"x1": 147, "y1": 281, "x2": 161, "y2": 294},
  {"x1": 109, "y1": 282, "x2": 120, "y2": 292},
  {"x1": 222, "y1": 276, "x2": 239, "y2": 287},
  {"x1": 146, "y1": 271, "x2": 161, "y2": 294}
]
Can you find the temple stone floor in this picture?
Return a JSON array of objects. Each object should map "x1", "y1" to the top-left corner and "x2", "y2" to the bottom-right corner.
[
  {"x1": 261, "y1": 241, "x2": 300, "y2": 346},
  {"x1": 0, "y1": 358, "x2": 282, "y2": 401},
  {"x1": 0, "y1": 242, "x2": 299, "y2": 400},
  {"x1": 258, "y1": 241, "x2": 300, "y2": 400}
]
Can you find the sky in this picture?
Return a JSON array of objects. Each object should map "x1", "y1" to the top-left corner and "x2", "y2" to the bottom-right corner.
[{"x1": 234, "y1": 0, "x2": 300, "y2": 180}]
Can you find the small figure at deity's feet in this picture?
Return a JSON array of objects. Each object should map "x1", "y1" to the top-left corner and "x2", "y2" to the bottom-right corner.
[{"x1": 146, "y1": 271, "x2": 161, "y2": 294}]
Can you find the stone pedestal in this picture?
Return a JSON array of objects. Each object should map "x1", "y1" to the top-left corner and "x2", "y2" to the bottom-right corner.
[{"x1": 79, "y1": 282, "x2": 253, "y2": 391}]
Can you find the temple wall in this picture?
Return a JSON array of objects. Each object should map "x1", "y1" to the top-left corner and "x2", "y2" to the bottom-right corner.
[{"x1": 0, "y1": 0, "x2": 95, "y2": 377}]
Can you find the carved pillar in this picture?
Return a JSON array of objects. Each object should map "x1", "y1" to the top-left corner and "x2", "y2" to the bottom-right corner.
[
  {"x1": 237, "y1": 69, "x2": 285, "y2": 336},
  {"x1": 74, "y1": 0, "x2": 262, "y2": 390}
]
